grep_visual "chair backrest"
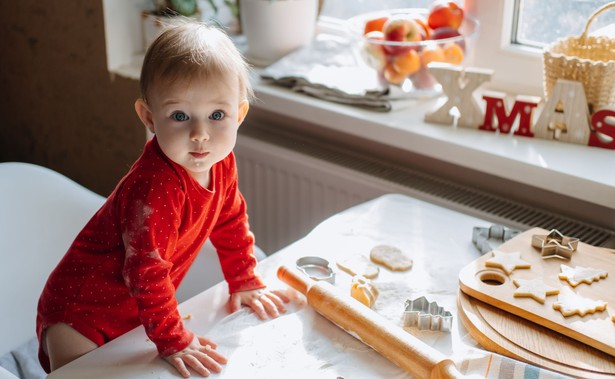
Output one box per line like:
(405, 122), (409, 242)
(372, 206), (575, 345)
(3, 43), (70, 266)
(0, 163), (105, 357)
(0, 162), (264, 357)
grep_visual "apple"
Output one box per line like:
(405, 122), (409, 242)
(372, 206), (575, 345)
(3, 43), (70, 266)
(382, 15), (423, 55)
(410, 66), (438, 89)
(360, 31), (388, 71)
(430, 27), (465, 50)
(428, 1), (464, 31)
(430, 26), (461, 40)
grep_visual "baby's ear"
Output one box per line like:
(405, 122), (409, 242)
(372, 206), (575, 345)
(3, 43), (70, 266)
(134, 98), (155, 134)
(237, 100), (250, 126)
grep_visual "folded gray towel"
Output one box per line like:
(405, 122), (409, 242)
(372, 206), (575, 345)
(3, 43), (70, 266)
(260, 34), (393, 111)
(0, 338), (46, 379)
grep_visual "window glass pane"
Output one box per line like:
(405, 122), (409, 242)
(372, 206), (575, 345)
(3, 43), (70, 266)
(515, 0), (615, 48)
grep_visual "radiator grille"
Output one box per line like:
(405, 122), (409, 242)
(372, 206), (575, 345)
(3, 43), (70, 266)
(236, 126), (615, 254)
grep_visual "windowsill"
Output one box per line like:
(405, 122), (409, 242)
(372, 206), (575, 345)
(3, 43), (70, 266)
(250, 78), (615, 213)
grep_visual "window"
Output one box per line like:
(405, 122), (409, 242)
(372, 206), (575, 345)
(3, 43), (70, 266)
(513, 0), (615, 48)
(320, 0), (614, 97)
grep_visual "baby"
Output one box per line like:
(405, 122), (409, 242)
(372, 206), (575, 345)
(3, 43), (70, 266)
(37, 21), (288, 378)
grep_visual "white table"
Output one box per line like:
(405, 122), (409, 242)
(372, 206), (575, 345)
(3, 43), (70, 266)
(47, 194), (549, 379)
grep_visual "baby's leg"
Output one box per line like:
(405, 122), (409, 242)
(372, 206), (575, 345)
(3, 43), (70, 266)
(44, 323), (98, 371)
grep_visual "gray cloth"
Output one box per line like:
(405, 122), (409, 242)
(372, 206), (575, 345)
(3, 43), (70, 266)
(0, 339), (46, 379)
(260, 33), (394, 111)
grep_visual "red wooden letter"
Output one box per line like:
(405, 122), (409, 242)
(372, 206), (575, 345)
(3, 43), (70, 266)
(588, 106), (615, 150)
(480, 93), (538, 137)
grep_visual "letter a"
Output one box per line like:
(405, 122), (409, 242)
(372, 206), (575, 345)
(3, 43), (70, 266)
(533, 79), (591, 145)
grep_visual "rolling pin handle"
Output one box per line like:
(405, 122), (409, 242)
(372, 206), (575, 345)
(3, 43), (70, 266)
(277, 264), (310, 295)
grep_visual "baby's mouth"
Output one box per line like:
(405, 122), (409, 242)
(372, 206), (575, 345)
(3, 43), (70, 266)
(190, 151), (209, 159)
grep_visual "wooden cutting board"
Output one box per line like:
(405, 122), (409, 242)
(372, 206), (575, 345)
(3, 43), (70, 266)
(458, 290), (615, 378)
(458, 227), (615, 357)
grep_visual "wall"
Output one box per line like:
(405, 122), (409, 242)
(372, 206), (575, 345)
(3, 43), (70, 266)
(0, 1), (144, 196)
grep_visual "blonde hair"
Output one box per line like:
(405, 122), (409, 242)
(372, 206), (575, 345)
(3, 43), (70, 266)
(139, 20), (253, 103)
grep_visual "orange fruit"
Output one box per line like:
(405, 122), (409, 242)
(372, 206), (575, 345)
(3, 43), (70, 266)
(383, 64), (407, 85)
(392, 49), (421, 75)
(442, 42), (464, 64)
(420, 45), (445, 66)
(363, 16), (388, 35)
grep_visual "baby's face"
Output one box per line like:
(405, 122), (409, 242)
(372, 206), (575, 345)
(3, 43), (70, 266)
(146, 74), (248, 186)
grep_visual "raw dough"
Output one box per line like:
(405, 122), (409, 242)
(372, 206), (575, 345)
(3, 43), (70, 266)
(552, 287), (607, 317)
(369, 245), (412, 271)
(559, 264), (608, 287)
(336, 255), (379, 279)
(350, 275), (379, 308)
(484, 250), (531, 275)
(512, 278), (559, 304)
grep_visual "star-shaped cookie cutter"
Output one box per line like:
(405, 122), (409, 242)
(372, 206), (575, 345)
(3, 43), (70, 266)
(531, 229), (579, 260)
(402, 296), (452, 332)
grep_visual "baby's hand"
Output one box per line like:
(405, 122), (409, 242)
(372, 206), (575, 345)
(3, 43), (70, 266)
(228, 288), (290, 320)
(164, 335), (227, 378)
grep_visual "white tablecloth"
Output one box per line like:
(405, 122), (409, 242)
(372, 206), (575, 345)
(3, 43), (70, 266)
(48, 194), (568, 379)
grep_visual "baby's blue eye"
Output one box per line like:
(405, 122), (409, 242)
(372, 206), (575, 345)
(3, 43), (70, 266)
(210, 111), (225, 121)
(172, 112), (189, 122)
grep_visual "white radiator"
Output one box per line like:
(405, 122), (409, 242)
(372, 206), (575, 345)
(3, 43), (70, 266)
(235, 132), (615, 254)
(236, 135), (388, 254)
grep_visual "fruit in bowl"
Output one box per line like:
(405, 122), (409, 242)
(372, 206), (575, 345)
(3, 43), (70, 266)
(347, 3), (479, 97)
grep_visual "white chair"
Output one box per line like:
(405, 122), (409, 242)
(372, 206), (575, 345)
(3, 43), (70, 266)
(0, 162), (261, 378)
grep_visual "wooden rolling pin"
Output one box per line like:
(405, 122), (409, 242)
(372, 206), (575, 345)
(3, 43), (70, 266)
(278, 265), (465, 379)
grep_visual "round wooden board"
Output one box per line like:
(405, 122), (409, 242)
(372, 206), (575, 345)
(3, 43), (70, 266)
(457, 290), (615, 379)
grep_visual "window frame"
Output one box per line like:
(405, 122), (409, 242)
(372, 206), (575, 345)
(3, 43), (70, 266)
(465, 0), (545, 97)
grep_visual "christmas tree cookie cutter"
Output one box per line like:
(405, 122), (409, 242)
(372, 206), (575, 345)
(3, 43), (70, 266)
(403, 296), (453, 332)
(472, 224), (520, 254)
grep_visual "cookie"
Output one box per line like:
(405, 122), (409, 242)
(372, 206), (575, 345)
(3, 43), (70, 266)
(484, 250), (531, 275)
(369, 245), (412, 271)
(350, 275), (379, 308)
(552, 287), (607, 317)
(559, 264), (608, 287)
(336, 255), (380, 279)
(512, 278), (559, 304)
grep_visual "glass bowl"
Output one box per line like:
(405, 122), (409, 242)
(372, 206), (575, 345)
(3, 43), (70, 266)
(346, 8), (479, 99)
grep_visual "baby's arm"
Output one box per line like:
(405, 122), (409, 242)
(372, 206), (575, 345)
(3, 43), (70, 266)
(164, 335), (227, 378)
(228, 288), (290, 319)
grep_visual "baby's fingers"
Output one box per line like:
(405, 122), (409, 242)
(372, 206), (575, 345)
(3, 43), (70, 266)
(269, 289), (291, 303)
(167, 356), (191, 378)
(196, 335), (218, 350)
(183, 354), (212, 377)
(199, 344), (227, 365)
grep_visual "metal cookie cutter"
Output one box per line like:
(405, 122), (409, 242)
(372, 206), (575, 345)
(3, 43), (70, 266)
(472, 224), (520, 255)
(296, 256), (335, 284)
(403, 296), (452, 332)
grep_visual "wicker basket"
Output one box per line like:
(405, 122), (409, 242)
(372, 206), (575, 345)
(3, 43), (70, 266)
(543, 2), (615, 112)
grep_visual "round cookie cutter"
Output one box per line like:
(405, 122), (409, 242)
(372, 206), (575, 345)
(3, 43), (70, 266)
(296, 256), (335, 284)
